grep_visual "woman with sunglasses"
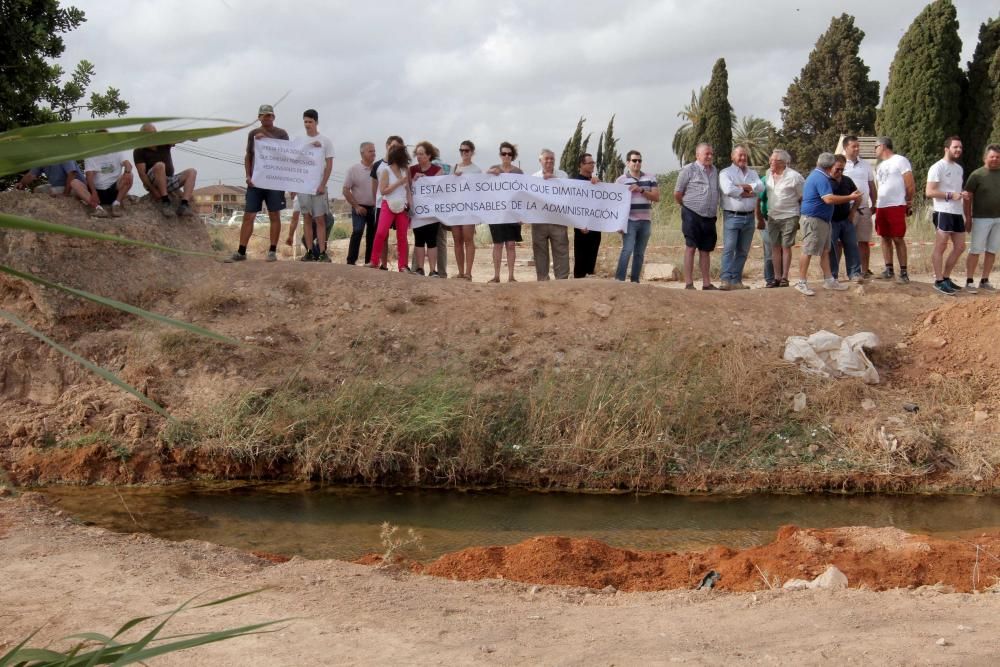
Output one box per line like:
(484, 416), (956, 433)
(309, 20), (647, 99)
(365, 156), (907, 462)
(485, 141), (523, 282)
(368, 143), (412, 272)
(451, 140), (481, 280)
(409, 141), (444, 276)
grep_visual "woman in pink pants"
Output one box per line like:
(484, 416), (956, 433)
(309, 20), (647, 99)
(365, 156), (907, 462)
(368, 144), (412, 272)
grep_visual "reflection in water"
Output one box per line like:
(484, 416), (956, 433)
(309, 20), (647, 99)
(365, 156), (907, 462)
(41, 485), (1000, 561)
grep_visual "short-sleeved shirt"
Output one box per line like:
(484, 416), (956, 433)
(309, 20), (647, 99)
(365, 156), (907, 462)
(245, 125), (289, 171)
(842, 158), (874, 208)
(831, 175), (857, 222)
(133, 145), (174, 177)
(875, 154), (912, 208)
(29, 161), (80, 187)
(927, 159), (964, 215)
(454, 162), (482, 175)
(616, 171), (657, 221)
(764, 168), (805, 218)
(675, 162), (720, 218)
(532, 169), (568, 178)
(801, 168), (834, 221)
(965, 167), (1000, 218)
(84, 152), (128, 190)
(410, 163), (442, 179)
(344, 162), (376, 206)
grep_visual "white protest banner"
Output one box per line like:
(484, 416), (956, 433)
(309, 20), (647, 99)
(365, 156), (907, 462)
(410, 174), (632, 232)
(251, 137), (325, 194)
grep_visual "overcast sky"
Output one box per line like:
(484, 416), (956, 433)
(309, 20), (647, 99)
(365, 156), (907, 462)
(60, 0), (996, 191)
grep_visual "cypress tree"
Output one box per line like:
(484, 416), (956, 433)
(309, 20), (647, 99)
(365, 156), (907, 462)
(559, 117), (589, 177)
(597, 115), (624, 182)
(693, 58), (733, 170)
(991, 48), (1000, 145)
(877, 0), (965, 191)
(780, 14), (879, 169)
(961, 16), (1000, 170)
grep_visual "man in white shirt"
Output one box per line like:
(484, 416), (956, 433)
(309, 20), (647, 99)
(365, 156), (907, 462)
(874, 137), (915, 283)
(296, 109), (335, 262)
(841, 136), (878, 277)
(718, 146), (764, 289)
(83, 146), (133, 218)
(530, 148), (570, 280)
(759, 149), (804, 287)
(925, 136), (969, 295)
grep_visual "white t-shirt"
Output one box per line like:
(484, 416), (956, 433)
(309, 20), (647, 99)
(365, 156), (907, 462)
(377, 162), (407, 208)
(765, 168), (805, 218)
(875, 154), (913, 208)
(532, 169), (568, 178)
(926, 159), (964, 215)
(454, 162), (482, 175)
(84, 152), (127, 190)
(842, 158), (874, 208)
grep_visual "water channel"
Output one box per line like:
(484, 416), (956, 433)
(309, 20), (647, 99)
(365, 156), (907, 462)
(41, 485), (1000, 561)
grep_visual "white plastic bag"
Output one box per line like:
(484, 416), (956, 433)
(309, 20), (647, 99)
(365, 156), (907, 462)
(783, 330), (880, 384)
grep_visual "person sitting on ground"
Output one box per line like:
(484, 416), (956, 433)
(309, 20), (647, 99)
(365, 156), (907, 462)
(15, 161), (91, 206)
(451, 140), (482, 280)
(963, 144), (1000, 293)
(84, 136), (133, 218)
(795, 152), (861, 296)
(409, 141), (443, 277)
(486, 141), (524, 283)
(368, 144), (412, 272)
(133, 123), (197, 218)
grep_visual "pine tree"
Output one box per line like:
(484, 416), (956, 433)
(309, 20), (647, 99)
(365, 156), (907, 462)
(693, 59), (733, 170)
(780, 14), (879, 169)
(877, 0), (965, 191)
(961, 16), (1000, 171)
(596, 115), (624, 182)
(559, 117), (590, 177)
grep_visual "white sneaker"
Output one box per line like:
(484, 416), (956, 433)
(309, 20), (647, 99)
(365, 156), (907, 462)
(824, 278), (849, 291)
(110, 201), (123, 217)
(794, 281), (815, 296)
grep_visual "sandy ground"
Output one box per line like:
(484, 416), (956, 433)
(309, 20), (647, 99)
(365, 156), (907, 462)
(3, 495), (1000, 666)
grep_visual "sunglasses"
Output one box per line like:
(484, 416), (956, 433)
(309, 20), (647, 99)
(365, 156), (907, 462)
(500, 152), (513, 157)
(460, 147), (472, 153)
(630, 158), (642, 163)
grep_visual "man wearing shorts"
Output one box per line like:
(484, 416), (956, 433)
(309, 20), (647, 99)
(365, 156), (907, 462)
(83, 145), (133, 218)
(964, 144), (1000, 293)
(874, 137), (915, 283)
(15, 161), (90, 206)
(761, 148), (804, 287)
(675, 143), (720, 290)
(231, 104), (289, 262)
(295, 109), (335, 262)
(134, 123), (198, 219)
(795, 153), (860, 296)
(925, 136), (969, 295)
(841, 135), (877, 277)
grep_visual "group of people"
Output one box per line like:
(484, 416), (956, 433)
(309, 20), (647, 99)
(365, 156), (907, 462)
(15, 124), (197, 220)
(232, 105), (660, 283)
(675, 136), (1000, 295)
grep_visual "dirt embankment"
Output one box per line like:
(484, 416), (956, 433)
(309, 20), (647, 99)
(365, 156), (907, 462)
(1, 192), (999, 492)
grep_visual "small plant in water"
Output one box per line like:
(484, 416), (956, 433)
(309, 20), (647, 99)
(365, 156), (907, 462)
(378, 522), (424, 568)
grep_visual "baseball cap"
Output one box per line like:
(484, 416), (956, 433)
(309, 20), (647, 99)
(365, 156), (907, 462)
(258, 104), (275, 115)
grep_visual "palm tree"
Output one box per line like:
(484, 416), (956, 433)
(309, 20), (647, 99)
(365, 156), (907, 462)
(733, 116), (777, 167)
(672, 88), (704, 165)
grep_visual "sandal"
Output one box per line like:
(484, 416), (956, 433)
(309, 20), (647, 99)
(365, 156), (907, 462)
(488, 277), (501, 283)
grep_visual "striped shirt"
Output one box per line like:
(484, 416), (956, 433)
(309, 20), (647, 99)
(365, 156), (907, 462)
(616, 171), (657, 221)
(675, 162), (720, 218)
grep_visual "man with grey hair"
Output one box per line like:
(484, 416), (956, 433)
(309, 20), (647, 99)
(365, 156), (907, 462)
(758, 148), (804, 287)
(795, 152), (861, 295)
(343, 141), (377, 265)
(718, 146), (764, 289)
(675, 142), (720, 289)
(530, 148), (570, 280)
(133, 123), (198, 218)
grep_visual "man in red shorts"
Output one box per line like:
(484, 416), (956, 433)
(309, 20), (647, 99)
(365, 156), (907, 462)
(873, 137), (915, 283)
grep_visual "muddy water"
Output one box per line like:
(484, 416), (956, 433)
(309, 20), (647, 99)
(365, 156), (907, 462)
(41, 485), (1000, 561)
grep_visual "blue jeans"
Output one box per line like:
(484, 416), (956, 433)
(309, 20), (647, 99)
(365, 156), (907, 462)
(721, 211), (755, 283)
(761, 228), (774, 284)
(829, 218), (861, 280)
(616, 219), (652, 282)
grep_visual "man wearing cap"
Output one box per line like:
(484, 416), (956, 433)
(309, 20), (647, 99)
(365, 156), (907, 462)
(231, 104), (290, 262)
(873, 136), (915, 283)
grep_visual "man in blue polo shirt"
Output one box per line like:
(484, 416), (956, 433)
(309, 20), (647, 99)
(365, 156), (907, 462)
(795, 153), (862, 296)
